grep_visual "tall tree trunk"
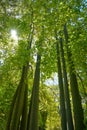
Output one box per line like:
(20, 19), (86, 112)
(27, 54), (41, 130)
(7, 67), (29, 130)
(6, 28), (33, 130)
(20, 83), (28, 130)
(59, 38), (74, 130)
(6, 5), (34, 130)
(64, 24), (85, 130)
(6, 66), (29, 130)
(6, 83), (20, 130)
(27, 93), (32, 130)
(56, 39), (67, 130)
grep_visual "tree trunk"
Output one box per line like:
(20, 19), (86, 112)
(20, 83), (28, 130)
(64, 24), (85, 130)
(27, 93), (32, 130)
(59, 37), (74, 130)
(9, 66), (29, 130)
(6, 7), (33, 129)
(27, 54), (41, 130)
(56, 39), (67, 130)
(6, 83), (20, 130)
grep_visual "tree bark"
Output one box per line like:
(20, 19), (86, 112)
(6, 83), (20, 130)
(64, 24), (85, 130)
(56, 39), (67, 130)
(20, 83), (28, 130)
(27, 54), (41, 130)
(59, 37), (74, 130)
(6, 5), (34, 130)
(9, 66), (29, 130)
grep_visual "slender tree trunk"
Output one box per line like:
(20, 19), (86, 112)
(6, 5), (34, 130)
(56, 39), (67, 130)
(6, 83), (20, 130)
(20, 83), (28, 130)
(59, 37), (74, 130)
(6, 65), (29, 130)
(9, 66), (29, 130)
(27, 93), (32, 130)
(6, 29), (32, 130)
(27, 54), (41, 130)
(64, 24), (85, 130)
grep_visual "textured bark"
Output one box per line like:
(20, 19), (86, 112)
(56, 40), (67, 130)
(59, 38), (74, 130)
(27, 54), (41, 130)
(64, 24), (85, 130)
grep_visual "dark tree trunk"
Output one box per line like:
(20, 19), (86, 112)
(56, 39), (67, 130)
(20, 83), (28, 130)
(11, 66), (28, 130)
(6, 83), (20, 130)
(27, 93), (32, 130)
(59, 38), (74, 130)
(6, 65), (29, 130)
(6, 8), (33, 130)
(27, 54), (41, 130)
(64, 24), (85, 130)
(6, 28), (32, 130)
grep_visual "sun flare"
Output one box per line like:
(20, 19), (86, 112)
(11, 30), (18, 41)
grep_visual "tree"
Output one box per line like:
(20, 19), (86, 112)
(27, 54), (41, 130)
(56, 35), (67, 130)
(0, 0), (87, 130)
(59, 37), (74, 130)
(64, 24), (85, 130)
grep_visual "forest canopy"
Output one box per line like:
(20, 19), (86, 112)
(0, 0), (87, 130)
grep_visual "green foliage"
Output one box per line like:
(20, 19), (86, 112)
(39, 84), (60, 129)
(0, 0), (87, 129)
